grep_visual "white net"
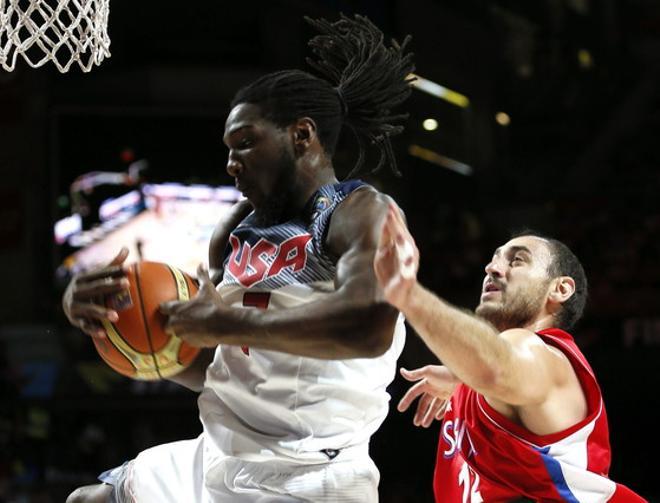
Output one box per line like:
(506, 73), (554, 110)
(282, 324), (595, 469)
(0, 0), (110, 73)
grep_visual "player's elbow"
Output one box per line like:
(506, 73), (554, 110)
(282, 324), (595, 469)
(466, 366), (503, 397)
(166, 371), (205, 393)
(349, 302), (398, 357)
(166, 348), (214, 392)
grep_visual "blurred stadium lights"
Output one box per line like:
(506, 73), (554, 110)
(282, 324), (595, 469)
(495, 112), (511, 126)
(408, 144), (473, 176)
(422, 118), (439, 131)
(577, 48), (594, 69)
(409, 74), (470, 108)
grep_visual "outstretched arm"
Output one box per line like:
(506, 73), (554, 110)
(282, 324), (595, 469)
(374, 203), (573, 407)
(161, 188), (400, 359)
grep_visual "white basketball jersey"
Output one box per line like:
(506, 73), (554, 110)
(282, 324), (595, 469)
(198, 181), (406, 464)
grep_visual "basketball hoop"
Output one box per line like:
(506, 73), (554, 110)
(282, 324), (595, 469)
(0, 0), (111, 73)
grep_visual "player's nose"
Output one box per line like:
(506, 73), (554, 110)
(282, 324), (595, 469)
(226, 152), (243, 177)
(484, 258), (504, 277)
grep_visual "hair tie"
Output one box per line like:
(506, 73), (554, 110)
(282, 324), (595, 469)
(335, 87), (348, 117)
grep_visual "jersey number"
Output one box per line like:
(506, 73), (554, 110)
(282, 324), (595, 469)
(458, 461), (483, 503)
(241, 292), (271, 355)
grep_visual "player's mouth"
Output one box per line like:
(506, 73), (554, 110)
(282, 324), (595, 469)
(482, 280), (504, 299)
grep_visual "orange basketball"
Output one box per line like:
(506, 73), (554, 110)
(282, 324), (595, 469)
(93, 261), (200, 380)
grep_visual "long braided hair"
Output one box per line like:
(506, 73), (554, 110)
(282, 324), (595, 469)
(230, 14), (415, 177)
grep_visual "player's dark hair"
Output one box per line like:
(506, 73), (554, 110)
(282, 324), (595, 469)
(230, 14), (415, 177)
(512, 230), (588, 330)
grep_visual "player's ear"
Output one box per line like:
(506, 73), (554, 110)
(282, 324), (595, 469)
(548, 276), (575, 305)
(291, 117), (317, 155)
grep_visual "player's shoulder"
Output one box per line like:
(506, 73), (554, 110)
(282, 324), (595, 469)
(500, 328), (575, 354)
(326, 183), (399, 255)
(500, 328), (577, 380)
(499, 328), (541, 343)
(499, 328), (564, 355)
(335, 182), (396, 216)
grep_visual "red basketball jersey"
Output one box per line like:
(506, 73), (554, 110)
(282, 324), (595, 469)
(433, 328), (646, 502)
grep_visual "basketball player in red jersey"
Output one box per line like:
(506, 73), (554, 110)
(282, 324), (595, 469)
(374, 205), (647, 502)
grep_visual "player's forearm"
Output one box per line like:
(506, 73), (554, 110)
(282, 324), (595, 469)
(215, 294), (398, 359)
(400, 282), (512, 394)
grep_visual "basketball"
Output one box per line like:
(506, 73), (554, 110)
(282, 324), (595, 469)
(94, 261), (200, 380)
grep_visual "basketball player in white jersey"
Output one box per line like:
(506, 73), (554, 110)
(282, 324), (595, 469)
(62, 14), (414, 502)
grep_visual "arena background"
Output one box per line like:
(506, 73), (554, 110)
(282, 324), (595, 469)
(1, 1), (658, 501)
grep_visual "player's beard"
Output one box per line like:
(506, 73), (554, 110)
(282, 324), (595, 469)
(475, 278), (550, 331)
(253, 147), (297, 227)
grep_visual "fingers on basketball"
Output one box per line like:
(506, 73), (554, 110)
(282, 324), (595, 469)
(93, 262), (201, 381)
(109, 247), (129, 267)
(72, 277), (129, 301)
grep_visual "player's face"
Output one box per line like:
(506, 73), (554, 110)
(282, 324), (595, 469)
(223, 103), (297, 223)
(475, 236), (554, 331)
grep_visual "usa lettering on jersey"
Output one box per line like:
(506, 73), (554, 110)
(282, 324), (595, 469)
(227, 234), (313, 287)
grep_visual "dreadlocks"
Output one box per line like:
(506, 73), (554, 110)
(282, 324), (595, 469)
(230, 14), (415, 178)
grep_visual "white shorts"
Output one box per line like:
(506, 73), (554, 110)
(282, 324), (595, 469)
(105, 434), (380, 502)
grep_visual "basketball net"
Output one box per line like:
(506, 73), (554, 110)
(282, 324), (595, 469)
(0, 0), (110, 73)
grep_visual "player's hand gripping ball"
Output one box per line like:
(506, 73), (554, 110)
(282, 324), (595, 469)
(93, 261), (200, 380)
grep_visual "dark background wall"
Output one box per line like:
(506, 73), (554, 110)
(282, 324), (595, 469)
(1, 1), (658, 501)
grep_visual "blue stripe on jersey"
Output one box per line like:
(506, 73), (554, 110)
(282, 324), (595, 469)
(537, 446), (580, 503)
